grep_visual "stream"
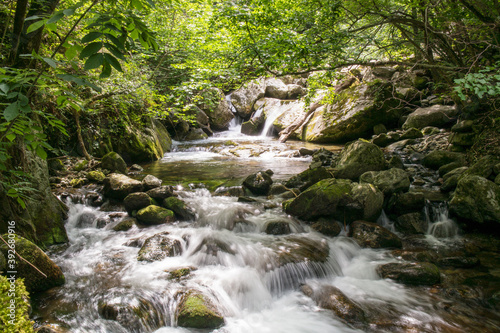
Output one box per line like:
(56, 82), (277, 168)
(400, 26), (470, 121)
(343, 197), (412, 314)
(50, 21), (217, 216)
(33, 120), (500, 332)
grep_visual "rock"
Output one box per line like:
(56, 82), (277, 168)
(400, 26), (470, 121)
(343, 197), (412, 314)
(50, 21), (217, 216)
(142, 174), (162, 191)
(437, 256), (479, 268)
(311, 218), (342, 237)
(137, 232), (182, 262)
(284, 178), (383, 223)
(349, 221), (402, 248)
(265, 77), (289, 99)
(311, 148), (335, 166)
(264, 219), (291, 235)
(287, 84), (307, 99)
(112, 217), (137, 231)
(273, 236), (330, 267)
(400, 128), (423, 140)
(422, 126), (441, 135)
(268, 184), (288, 195)
(359, 168), (410, 196)
(101, 152), (127, 173)
(449, 175), (500, 226)
(136, 205), (176, 225)
(438, 161), (466, 177)
(70, 178), (86, 187)
(372, 133), (394, 147)
(103, 173), (143, 200)
(242, 171), (273, 195)
(73, 159), (89, 171)
(299, 147), (315, 156)
(450, 132), (475, 146)
(129, 164), (144, 172)
(395, 212), (428, 235)
(214, 186), (245, 197)
(464, 155), (499, 179)
(0, 234), (65, 292)
(162, 197), (196, 221)
(402, 105), (458, 129)
(176, 291), (224, 329)
(35, 324), (68, 333)
(184, 128), (209, 141)
(241, 118), (264, 136)
(334, 140), (386, 180)
(377, 262), (440, 286)
(230, 79), (266, 118)
(123, 192), (155, 215)
(451, 120), (474, 133)
(167, 267), (197, 280)
(75, 211), (96, 228)
(387, 192), (426, 216)
(301, 284), (366, 325)
(373, 124), (387, 135)
(285, 166), (333, 191)
(87, 170), (106, 182)
(146, 186), (175, 201)
(198, 88), (234, 130)
(422, 150), (466, 170)
(387, 155), (405, 169)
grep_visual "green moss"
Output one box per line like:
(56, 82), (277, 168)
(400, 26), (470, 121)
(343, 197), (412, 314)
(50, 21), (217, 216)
(0, 276), (34, 333)
(87, 170), (106, 182)
(136, 205), (175, 225)
(73, 160), (89, 171)
(70, 178), (86, 188)
(177, 292), (224, 329)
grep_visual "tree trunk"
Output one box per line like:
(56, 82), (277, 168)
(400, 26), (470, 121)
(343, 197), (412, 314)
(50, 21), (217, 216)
(9, 0), (29, 64)
(73, 109), (91, 160)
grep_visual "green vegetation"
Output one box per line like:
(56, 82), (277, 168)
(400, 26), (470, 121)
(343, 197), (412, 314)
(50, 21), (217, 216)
(0, 276), (33, 333)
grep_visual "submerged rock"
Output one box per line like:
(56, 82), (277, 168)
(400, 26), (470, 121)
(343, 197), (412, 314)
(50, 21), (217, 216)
(103, 173), (143, 200)
(377, 262), (440, 285)
(349, 221), (402, 248)
(334, 140), (386, 180)
(264, 219), (292, 235)
(137, 232), (182, 262)
(136, 205), (175, 225)
(176, 291), (224, 329)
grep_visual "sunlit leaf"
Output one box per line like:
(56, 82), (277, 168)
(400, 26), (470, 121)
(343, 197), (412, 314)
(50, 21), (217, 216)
(84, 53), (104, 70)
(27, 20), (45, 34)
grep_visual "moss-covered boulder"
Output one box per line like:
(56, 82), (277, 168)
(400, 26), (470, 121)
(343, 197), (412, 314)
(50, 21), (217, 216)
(101, 152), (127, 174)
(141, 174), (162, 191)
(87, 170), (106, 183)
(422, 150), (467, 170)
(349, 221), (402, 248)
(386, 192), (425, 216)
(285, 166), (333, 191)
(359, 168), (410, 196)
(463, 155), (499, 179)
(449, 175), (500, 226)
(103, 173), (143, 200)
(241, 118), (264, 136)
(123, 192), (155, 215)
(146, 186), (175, 201)
(284, 178), (383, 223)
(112, 217), (137, 232)
(242, 171), (273, 195)
(176, 291), (224, 329)
(136, 205), (175, 225)
(311, 218), (342, 237)
(162, 197), (195, 221)
(333, 140), (386, 180)
(377, 262), (440, 286)
(137, 232), (182, 262)
(395, 212), (428, 235)
(184, 128), (209, 141)
(0, 235), (64, 292)
(197, 88), (234, 131)
(73, 159), (89, 171)
(402, 104), (458, 129)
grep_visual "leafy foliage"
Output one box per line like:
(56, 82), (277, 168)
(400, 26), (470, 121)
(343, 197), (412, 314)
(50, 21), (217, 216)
(0, 277), (33, 333)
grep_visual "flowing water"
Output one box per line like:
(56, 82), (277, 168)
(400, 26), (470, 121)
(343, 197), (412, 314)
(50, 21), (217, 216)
(33, 119), (500, 332)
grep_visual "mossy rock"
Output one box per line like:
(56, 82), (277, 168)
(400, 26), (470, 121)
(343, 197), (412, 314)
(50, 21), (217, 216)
(285, 166), (333, 191)
(422, 150), (466, 170)
(0, 234), (64, 292)
(69, 178), (86, 188)
(103, 173), (143, 200)
(310, 218), (342, 237)
(112, 217), (137, 232)
(137, 232), (182, 262)
(162, 197), (195, 221)
(377, 262), (440, 286)
(124, 192), (155, 215)
(87, 170), (106, 183)
(264, 220), (291, 235)
(349, 221), (402, 248)
(242, 171), (273, 195)
(136, 205), (175, 225)
(334, 140), (386, 180)
(176, 291), (224, 329)
(73, 159), (88, 171)
(167, 267), (196, 280)
(359, 168), (410, 196)
(101, 152), (127, 174)
(464, 155), (499, 179)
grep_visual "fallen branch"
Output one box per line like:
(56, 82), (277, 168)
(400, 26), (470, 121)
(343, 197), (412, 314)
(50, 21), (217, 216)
(0, 234), (47, 278)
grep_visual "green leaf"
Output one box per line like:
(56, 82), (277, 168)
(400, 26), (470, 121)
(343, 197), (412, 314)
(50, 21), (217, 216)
(43, 57), (57, 68)
(18, 93), (29, 106)
(82, 32), (103, 43)
(103, 53), (123, 72)
(104, 43), (126, 60)
(65, 45), (79, 60)
(17, 197), (26, 209)
(100, 61), (112, 78)
(63, 8), (76, 16)
(79, 42), (103, 59)
(4, 102), (19, 121)
(35, 145), (47, 160)
(6, 133), (16, 141)
(84, 53), (104, 70)
(104, 33), (124, 50)
(25, 15), (42, 21)
(0, 82), (9, 94)
(47, 11), (64, 24)
(27, 20), (45, 34)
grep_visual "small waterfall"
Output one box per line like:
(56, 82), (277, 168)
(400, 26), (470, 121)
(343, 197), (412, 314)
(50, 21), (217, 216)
(426, 202), (459, 238)
(260, 104), (286, 138)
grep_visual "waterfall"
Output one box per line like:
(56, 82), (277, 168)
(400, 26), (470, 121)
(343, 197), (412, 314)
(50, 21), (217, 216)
(426, 202), (459, 238)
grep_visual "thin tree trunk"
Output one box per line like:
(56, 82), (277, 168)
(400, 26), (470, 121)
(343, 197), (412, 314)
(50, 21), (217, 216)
(9, 0), (29, 64)
(73, 109), (91, 160)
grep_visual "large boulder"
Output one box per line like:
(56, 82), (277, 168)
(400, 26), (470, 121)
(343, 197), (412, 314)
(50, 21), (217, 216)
(123, 192), (155, 215)
(449, 175), (500, 226)
(162, 197), (196, 221)
(333, 140), (386, 180)
(176, 291), (224, 329)
(265, 78), (289, 99)
(103, 173), (143, 200)
(135, 205), (176, 225)
(395, 212), (428, 235)
(142, 174), (162, 191)
(422, 150), (467, 170)
(285, 166), (333, 191)
(197, 88), (234, 130)
(349, 221), (402, 248)
(359, 168), (410, 196)
(242, 171), (273, 195)
(101, 151), (127, 173)
(463, 155), (499, 179)
(402, 104), (458, 129)
(284, 178), (383, 223)
(386, 192), (426, 216)
(230, 79), (266, 119)
(137, 232), (182, 262)
(377, 262), (440, 286)
(0, 234), (65, 292)
(146, 186), (175, 201)
(263, 98), (307, 139)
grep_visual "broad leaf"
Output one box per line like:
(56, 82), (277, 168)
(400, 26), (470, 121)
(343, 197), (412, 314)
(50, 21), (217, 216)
(79, 42), (103, 59)
(100, 61), (112, 78)
(3, 102), (19, 121)
(35, 145), (48, 160)
(43, 57), (57, 68)
(84, 53), (104, 70)
(104, 53), (123, 72)
(27, 20), (45, 34)
(47, 11), (64, 24)
(82, 32), (103, 43)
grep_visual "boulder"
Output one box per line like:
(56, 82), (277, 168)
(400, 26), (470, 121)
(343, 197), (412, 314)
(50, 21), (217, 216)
(334, 140), (386, 180)
(214, 186), (245, 197)
(395, 212), (428, 235)
(87, 170), (106, 183)
(184, 128), (209, 141)
(287, 84), (307, 99)
(112, 217), (137, 232)
(123, 192), (155, 215)
(464, 155), (499, 179)
(422, 150), (466, 170)
(441, 167), (468, 192)
(359, 168), (410, 196)
(197, 88), (234, 130)
(449, 175), (500, 226)
(272, 235), (330, 267)
(101, 152), (127, 173)
(386, 192), (426, 216)
(451, 120), (474, 133)
(176, 291), (224, 329)
(258, 98), (307, 139)
(264, 219), (292, 235)
(311, 219), (342, 237)
(0, 234), (65, 292)
(349, 221), (402, 248)
(377, 262), (440, 286)
(265, 78), (289, 99)
(137, 232), (182, 262)
(450, 132), (475, 147)
(230, 79), (266, 119)
(136, 205), (175, 225)
(142, 174), (162, 191)
(438, 161), (466, 177)
(284, 178), (383, 223)
(400, 127), (423, 140)
(373, 123), (387, 135)
(103, 173), (143, 200)
(241, 118), (264, 136)
(146, 186), (175, 201)
(402, 105), (458, 129)
(162, 197), (196, 221)
(242, 171), (273, 195)
(285, 166), (333, 191)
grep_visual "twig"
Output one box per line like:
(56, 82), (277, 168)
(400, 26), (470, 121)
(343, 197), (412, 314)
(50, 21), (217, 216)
(0, 234), (48, 278)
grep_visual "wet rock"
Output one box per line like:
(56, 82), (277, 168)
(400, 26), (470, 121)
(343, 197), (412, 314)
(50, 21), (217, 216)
(214, 186), (245, 197)
(230, 79), (266, 118)
(162, 197), (196, 221)
(101, 151), (127, 173)
(333, 140), (386, 180)
(268, 184), (288, 195)
(112, 217), (137, 232)
(35, 324), (68, 333)
(395, 212), (428, 235)
(387, 155), (405, 169)
(0, 234), (65, 292)
(193, 237), (236, 257)
(274, 236), (330, 266)
(422, 150), (466, 170)
(285, 178), (383, 223)
(450, 132), (475, 147)
(311, 148), (335, 166)
(438, 161), (466, 177)
(142, 174), (162, 191)
(449, 175), (500, 226)
(103, 173), (143, 200)
(167, 267), (197, 280)
(184, 128), (209, 141)
(349, 221), (402, 248)
(242, 171), (273, 195)
(137, 232), (182, 262)
(464, 155), (499, 179)
(146, 185), (175, 201)
(311, 218), (342, 237)
(198, 88), (234, 130)
(377, 262), (440, 285)
(241, 118), (264, 136)
(124, 192), (155, 215)
(87, 170), (106, 183)
(437, 257), (479, 268)
(387, 191), (426, 216)
(285, 166), (333, 191)
(402, 105), (458, 129)
(441, 166), (468, 192)
(176, 291), (224, 329)
(136, 205), (176, 225)
(76, 211), (96, 228)
(400, 127), (423, 140)
(299, 147), (315, 156)
(359, 168), (410, 196)
(129, 164), (144, 172)
(301, 284), (366, 325)
(264, 219), (291, 235)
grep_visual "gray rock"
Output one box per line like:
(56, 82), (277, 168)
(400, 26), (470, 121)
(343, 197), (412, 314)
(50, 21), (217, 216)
(359, 168), (410, 196)
(396, 212), (428, 235)
(103, 173), (144, 200)
(101, 151), (127, 174)
(403, 105), (458, 129)
(349, 221), (402, 248)
(334, 140), (386, 180)
(142, 174), (162, 191)
(377, 262), (440, 286)
(137, 232), (182, 262)
(146, 186), (175, 201)
(265, 77), (289, 99)
(231, 79), (266, 118)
